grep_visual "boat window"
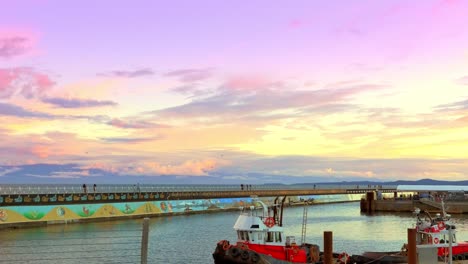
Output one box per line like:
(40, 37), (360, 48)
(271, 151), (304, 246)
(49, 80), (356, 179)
(266, 232), (274, 242)
(237, 231), (241, 240)
(275, 232), (282, 242)
(245, 232), (250, 241)
(258, 233), (262, 240)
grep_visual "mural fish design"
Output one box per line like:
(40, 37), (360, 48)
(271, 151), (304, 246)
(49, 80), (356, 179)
(0, 209), (7, 221)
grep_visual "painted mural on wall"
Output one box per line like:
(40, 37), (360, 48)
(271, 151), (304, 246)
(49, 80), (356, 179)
(0, 194), (363, 225)
(0, 197), (254, 224)
(290, 194), (364, 204)
(0, 192), (171, 205)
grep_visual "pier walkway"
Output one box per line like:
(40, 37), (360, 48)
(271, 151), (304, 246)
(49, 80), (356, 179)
(0, 184), (397, 207)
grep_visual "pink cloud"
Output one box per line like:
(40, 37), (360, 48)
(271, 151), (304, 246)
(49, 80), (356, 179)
(141, 159), (219, 176)
(223, 75), (281, 91)
(108, 118), (169, 129)
(457, 76), (468, 85)
(0, 67), (55, 99)
(31, 145), (50, 159)
(97, 68), (154, 78)
(157, 77), (386, 124)
(84, 159), (225, 176)
(164, 68), (213, 83)
(0, 30), (36, 59)
(288, 19), (306, 29)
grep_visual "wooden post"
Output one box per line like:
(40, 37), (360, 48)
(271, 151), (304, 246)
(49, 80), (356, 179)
(407, 228), (417, 264)
(141, 217), (150, 264)
(324, 231), (333, 264)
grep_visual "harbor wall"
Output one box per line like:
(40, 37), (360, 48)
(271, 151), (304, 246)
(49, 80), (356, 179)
(360, 191), (468, 214)
(0, 194), (362, 228)
(372, 200), (468, 214)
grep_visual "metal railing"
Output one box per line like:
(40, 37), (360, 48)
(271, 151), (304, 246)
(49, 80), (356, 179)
(0, 184), (398, 195)
(0, 218), (150, 264)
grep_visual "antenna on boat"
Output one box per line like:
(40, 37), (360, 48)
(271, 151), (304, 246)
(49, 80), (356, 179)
(441, 199), (447, 218)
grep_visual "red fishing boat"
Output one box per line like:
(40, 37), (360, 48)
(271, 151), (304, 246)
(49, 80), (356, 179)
(413, 205), (468, 261)
(362, 202), (468, 263)
(212, 197), (351, 264)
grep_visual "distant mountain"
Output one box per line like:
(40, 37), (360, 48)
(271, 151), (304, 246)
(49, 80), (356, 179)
(293, 178), (468, 186)
(1, 163), (467, 186)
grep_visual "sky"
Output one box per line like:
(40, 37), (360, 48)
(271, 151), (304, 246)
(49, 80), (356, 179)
(1, 0), (468, 184)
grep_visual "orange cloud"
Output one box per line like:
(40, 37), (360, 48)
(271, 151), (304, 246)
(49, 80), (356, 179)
(83, 159), (227, 176)
(138, 159), (219, 176)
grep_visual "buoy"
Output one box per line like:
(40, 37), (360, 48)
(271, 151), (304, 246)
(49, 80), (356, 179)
(438, 222), (445, 230)
(338, 252), (350, 264)
(264, 217), (275, 227)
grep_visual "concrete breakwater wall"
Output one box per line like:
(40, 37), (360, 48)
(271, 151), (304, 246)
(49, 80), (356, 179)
(360, 191), (468, 214)
(0, 194), (363, 229)
(370, 200), (468, 214)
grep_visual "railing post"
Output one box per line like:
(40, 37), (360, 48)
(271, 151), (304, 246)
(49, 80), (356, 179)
(141, 218), (150, 264)
(324, 231), (333, 264)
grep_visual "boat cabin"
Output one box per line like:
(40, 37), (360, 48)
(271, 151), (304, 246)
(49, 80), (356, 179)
(233, 203), (286, 246)
(414, 208), (458, 248)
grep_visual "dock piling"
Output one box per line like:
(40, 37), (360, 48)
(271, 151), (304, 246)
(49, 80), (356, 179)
(324, 231), (333, 264)
(141, 217), (150, 264)
(407, 228), (417, 264)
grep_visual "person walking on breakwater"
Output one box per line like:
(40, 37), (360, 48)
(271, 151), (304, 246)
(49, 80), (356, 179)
(83, 184), (87, 194)
(241, 184), (244, 191)
(93, 184), (97, 193)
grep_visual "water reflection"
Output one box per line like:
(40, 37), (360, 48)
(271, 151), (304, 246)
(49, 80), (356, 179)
(1, 202), (468, 263)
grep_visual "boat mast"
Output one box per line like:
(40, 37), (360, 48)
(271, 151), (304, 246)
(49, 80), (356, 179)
(441, 199), (447, 218)
(279, 196), (287, 226)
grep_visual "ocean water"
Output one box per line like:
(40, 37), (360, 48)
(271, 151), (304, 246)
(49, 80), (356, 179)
(1, 202), (467, 264)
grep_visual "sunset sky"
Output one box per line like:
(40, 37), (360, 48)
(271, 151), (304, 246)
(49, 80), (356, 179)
(1, 0), (468, 184)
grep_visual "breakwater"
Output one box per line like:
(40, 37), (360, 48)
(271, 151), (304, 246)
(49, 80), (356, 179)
(0, 184), (397, 228)
(0, 194), (367, 228)
(360, 191), (468, 214)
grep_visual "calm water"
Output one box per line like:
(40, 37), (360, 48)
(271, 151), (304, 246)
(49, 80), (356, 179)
(2, 202), (468, 264)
